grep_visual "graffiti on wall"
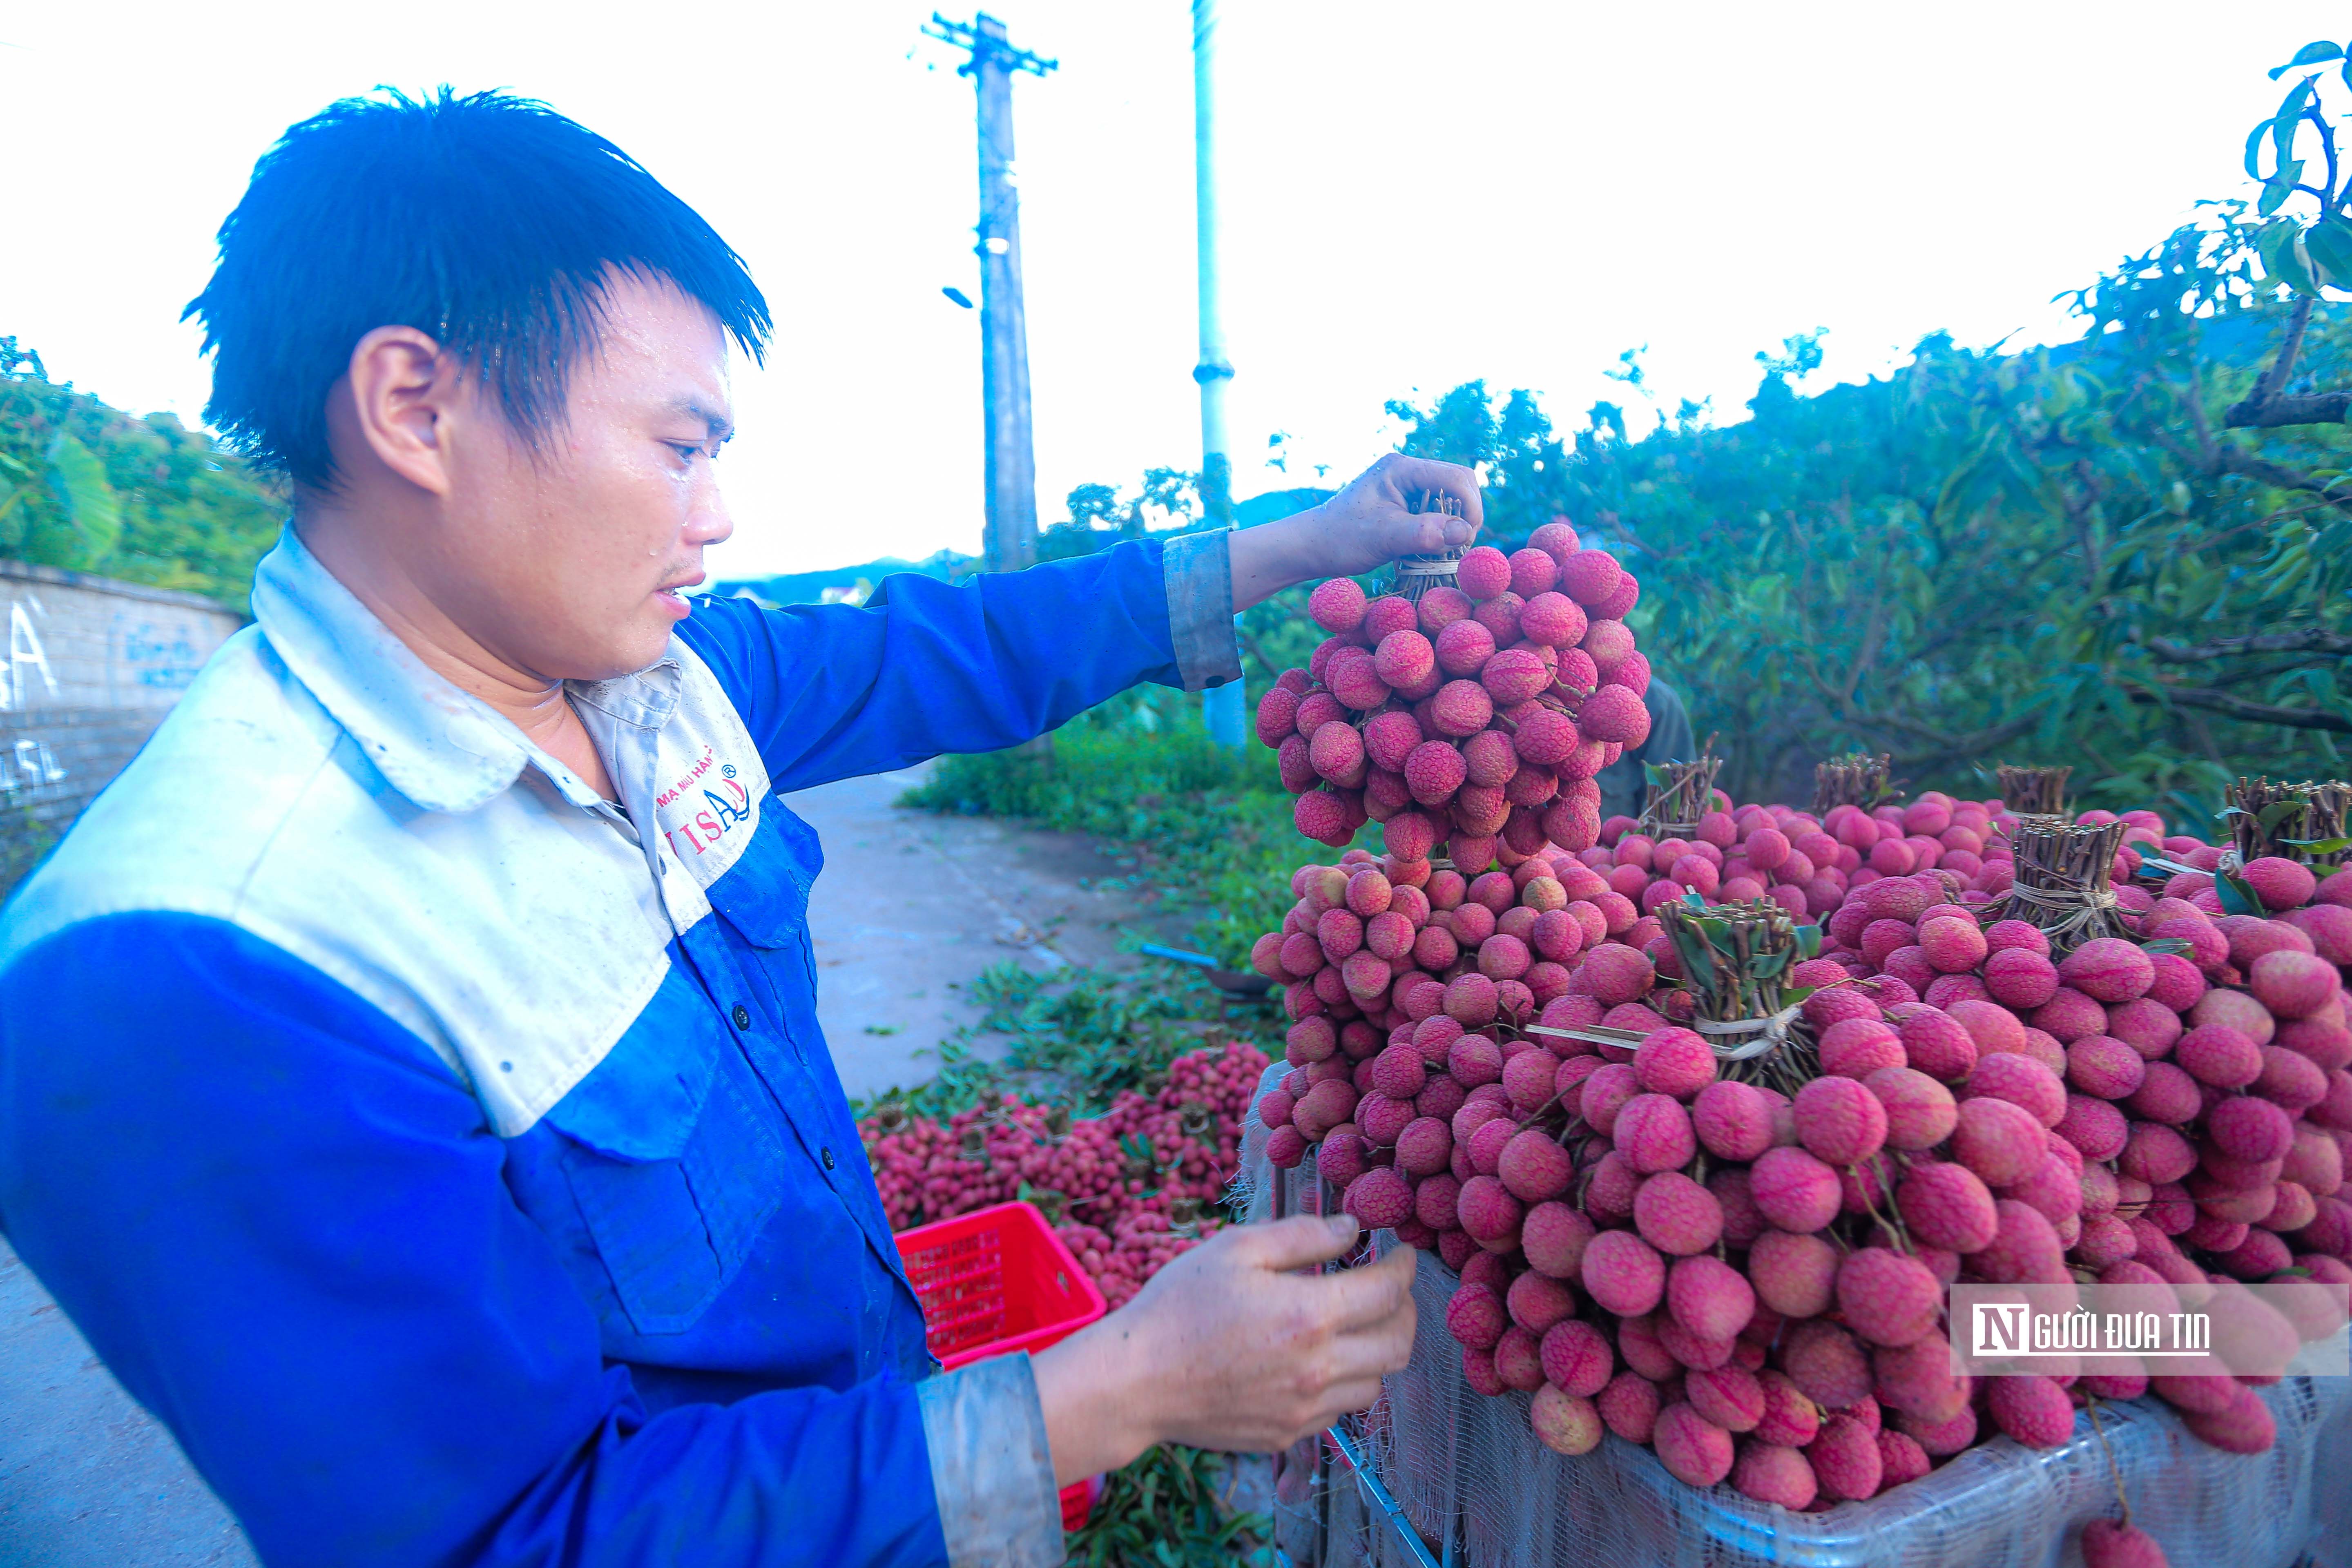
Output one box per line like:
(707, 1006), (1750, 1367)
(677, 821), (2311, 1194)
(114, 609), (209, 696)
(0, 595), (65, 798)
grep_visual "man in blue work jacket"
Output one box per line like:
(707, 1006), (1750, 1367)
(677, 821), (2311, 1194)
(0, 90), (1469, 1566)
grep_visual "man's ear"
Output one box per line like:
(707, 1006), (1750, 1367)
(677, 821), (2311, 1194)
(341, 326), (459, 496)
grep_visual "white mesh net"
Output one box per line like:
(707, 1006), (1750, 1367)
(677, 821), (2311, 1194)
(1241, 1073), (2352, 1568)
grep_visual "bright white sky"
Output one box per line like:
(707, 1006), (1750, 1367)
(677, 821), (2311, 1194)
(3, 3), (2339, 578)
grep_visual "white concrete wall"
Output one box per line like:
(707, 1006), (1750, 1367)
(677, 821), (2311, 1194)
(0, 561), (243, 879)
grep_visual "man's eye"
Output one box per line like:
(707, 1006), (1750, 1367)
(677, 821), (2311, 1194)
(667, 442), (705, 464)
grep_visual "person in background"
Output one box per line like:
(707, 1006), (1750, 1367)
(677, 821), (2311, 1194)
(1596, 675), (1698, 824)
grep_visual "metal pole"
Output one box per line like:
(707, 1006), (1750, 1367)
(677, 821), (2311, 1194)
(1193, 0), (1247, 747)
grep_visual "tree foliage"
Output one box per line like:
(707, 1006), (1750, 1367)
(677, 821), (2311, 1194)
(0, 339), (281, 609)
(1378, 54), (2352, 826)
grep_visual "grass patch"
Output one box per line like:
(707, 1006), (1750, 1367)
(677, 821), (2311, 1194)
(851, 959), (1278, 1122)
(1067, 1444), (1275, 1567)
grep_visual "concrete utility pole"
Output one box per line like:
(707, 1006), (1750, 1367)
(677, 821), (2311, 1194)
(1193, 0), (1246, 747)
(926, 12), (1055, 575)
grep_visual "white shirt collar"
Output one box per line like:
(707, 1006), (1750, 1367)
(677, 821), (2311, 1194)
(248, 526), (677, 814)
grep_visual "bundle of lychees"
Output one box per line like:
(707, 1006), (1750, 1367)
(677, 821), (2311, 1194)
(1249, 667), (2349, 1546)
(1260, 522), (1649, 864)
(862, 1040), (1267, 1309)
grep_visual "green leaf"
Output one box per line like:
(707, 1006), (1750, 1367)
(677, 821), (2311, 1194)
(45, 432), (121, 569)
(2215, 869), (2261, 917)
(2285, 835), (2352, 854)
(2259, 218), (2319, 293)
(2270, 41), (2344, 80)
(1748, 948), (1792, 979)
(2258, 800), (2307, 831)
(2305, 216), (2352, 287)
(2248, 120), (2276, 179)
(2138, 937), (2193, 957)
(2258, 166), (2306, 217)
(1683, 889), (1708, 908)
(2277, 74), (2319, 134)
(1670, 923), (1716, 988)
(1794, 924), (1823, 959)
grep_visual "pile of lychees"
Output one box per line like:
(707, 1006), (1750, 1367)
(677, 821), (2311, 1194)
(863, 1040), (1267, 1309)
(1248, 585), (2350, 1552)
(1261, 522), (1649, 864)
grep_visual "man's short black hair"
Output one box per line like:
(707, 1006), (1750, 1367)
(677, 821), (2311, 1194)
(185, 87), (771, 489)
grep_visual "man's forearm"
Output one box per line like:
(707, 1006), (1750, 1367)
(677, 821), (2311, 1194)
(1228, 510), (1325, 613)
(1032, 1316), (1164, 1486)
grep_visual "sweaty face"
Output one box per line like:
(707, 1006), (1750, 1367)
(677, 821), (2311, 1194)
(433, 270), (736, 682)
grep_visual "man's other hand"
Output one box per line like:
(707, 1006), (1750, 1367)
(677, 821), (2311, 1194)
(1031, 1213), (1419, 1483)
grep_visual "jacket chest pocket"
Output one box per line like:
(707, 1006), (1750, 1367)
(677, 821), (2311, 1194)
(702, 806), (825, 1019)
(558, 1053), (789, 1338)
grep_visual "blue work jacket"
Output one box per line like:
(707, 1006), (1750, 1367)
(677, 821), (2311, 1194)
(0, 524), (1238, 1567)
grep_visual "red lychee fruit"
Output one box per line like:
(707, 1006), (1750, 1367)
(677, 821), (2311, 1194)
(1986, 1375), (2075, 1448)
(1732, 1441), (1817, 1508)
(1308, 576), (1367, 633)
(1578, 684), (1650, 746)
(1667, 1253), (1756, 1343)
(1455, 545), (1513, 601)
(1749, 1228), (1839, 1318)
(2241, 855), (2318, 912)
(1749, 1146), (1843, 1233)
(2058, 937), (2156, 1003)
(1415, 585), (1473, 635)
(1481, 647), (1551, 705)
(1793, 1075), (1889, 1165)
(1582, 1227), (1667, 1316)
(1806, 1412), (1884, 1501)
(1834, 1247), (1941, 1347)
(1895, 1160), (1999, 1252)
(1372, 630), (1436, 694)
(2080, 1520), (2172, 1568)
(1654, 1403), (1736, 1487)
(1691, 1079), (1774, 1161)
(1951, 1096), (2046, 1187)
(1430, 680), (1495, 738)
(1558, 549), (1625, 608)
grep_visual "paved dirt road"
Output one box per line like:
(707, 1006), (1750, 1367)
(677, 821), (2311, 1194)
(789, 760), (1189, 1100)
(0, 762), (1180, 1564)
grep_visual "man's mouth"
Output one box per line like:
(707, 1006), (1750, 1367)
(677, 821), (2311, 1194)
(655, 569), (705, 616)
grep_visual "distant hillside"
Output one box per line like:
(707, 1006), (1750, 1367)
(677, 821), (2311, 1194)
(711, 548), (975, 607)
(710, 486), (1334, 606)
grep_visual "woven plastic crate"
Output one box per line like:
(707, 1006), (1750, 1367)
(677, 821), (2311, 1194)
(895, 1200), (1107, 1531)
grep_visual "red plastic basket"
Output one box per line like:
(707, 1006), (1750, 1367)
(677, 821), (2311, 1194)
(895, 1201), (1108, 1532)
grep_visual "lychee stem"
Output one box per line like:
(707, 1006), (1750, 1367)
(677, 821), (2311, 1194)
(1848, 1165), (1915, 1254)
(2083, 1395), (2133, 1528)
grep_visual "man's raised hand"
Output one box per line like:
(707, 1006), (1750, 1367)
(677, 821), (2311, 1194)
(1230, 454), (1484, 611)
